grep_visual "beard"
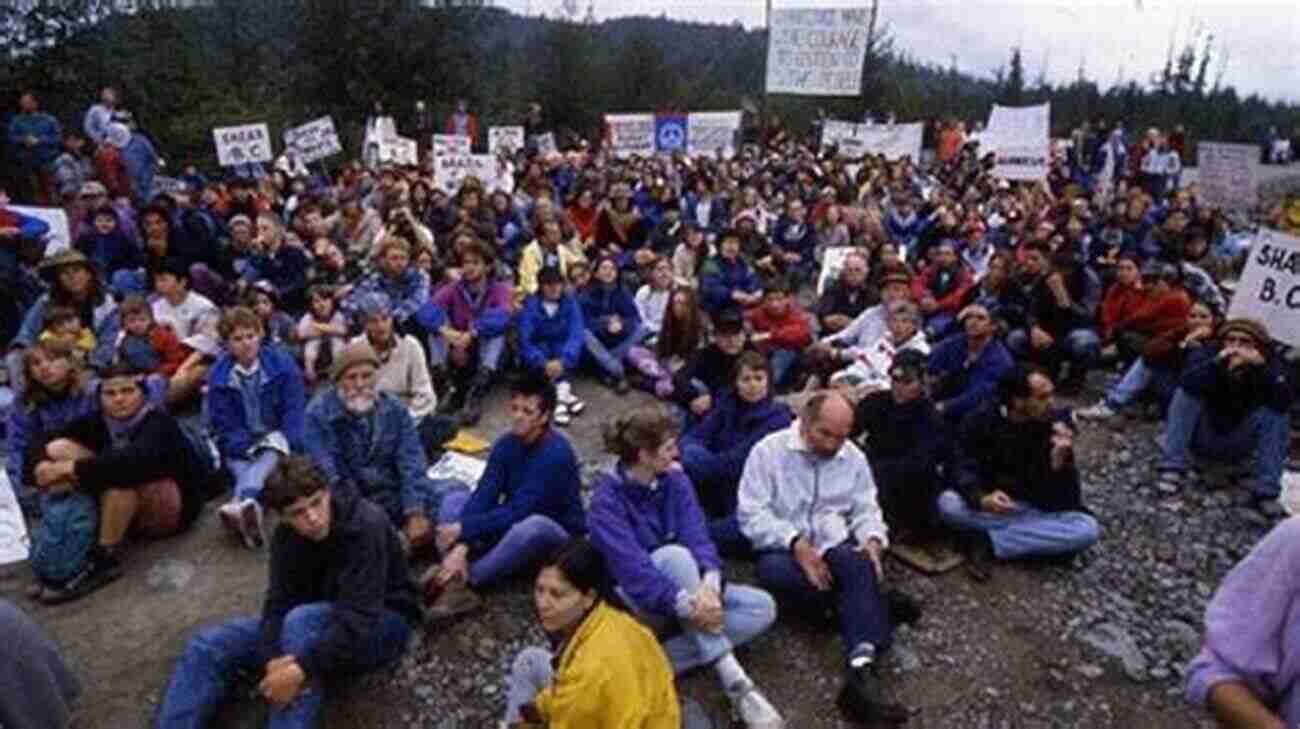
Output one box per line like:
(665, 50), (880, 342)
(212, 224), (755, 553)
(342, 389), (377, 414)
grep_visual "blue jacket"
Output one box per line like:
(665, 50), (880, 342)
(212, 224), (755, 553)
(205, 345), (306, 459)
(15, 293), (121, 371)
(343, 268), (431, 326)
(578, 282), (641, 348)
(7, 112), (61, 171)
(75, 229), (141, 277)
(459, 429), (587, 546)
(588, 466), (722, 618)
(517, 292), (585, 370)
(680, 193), (730, 234)
(681, 392), (793, 488)
(699, 256), (759, 313)
(927, 333), (1015, 423)
(121, 133), (159, 204)
(304, 388), (431, 520)
(1180, 343), (1293, 432)
(772, 216), (817, 265)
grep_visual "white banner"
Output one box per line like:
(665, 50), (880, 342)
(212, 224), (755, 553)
(11, 205), (70, 254)
(0, 469), (28, 566)
(379, 136), (418, 166)
(766, 7), (870, 96)
(984, 103), (1051, 180)
(1198, 142), (1258, 211)
(432, 134), (471, 157)
(488, 126), (525, 156)
(150, 175), (188, 198)
(687, 111), (743, 158)
(1228, 229), (1300, 348)
(433, 154), (505, 195)
(605, 113), (655, 159)
(283, 116), (342, 163)
(822, 120), (922, 160)
(212, 123), (273, 167)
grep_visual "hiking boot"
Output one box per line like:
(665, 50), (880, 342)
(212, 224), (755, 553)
(552, 403), (572, 426)
(1075, 400), (1115, 420)
(41, 546), (123, 605)
(837, 666), (910, 725)
(726, 679), (785, 729)
(964, 533), (995, 583)
(425, 582), (483, 622)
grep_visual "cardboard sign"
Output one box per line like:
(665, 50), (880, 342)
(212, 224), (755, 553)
(1197, 142), (1258, 211)
(283, 116), (342, 163)
(0, 469), (30, 566)
(687, 111), (742, 158)
(213, 123), (272, 167)
(822, 120), (922, 160)
(379, 136), (419, 166)
(1228, 228), (1300, 348)
(11, 205), (70, 254)
(488, 126), (525, 156)
(766, 7), (870, 96)
(150, 176), (188, 199)
(432, 134), (471, 157)
(984, 103), (1050, 180)
(605, 113), (655, 159)
(433, 154), (503, 195)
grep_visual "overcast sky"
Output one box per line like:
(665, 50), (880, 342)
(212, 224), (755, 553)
(495, 0), (1299, 103)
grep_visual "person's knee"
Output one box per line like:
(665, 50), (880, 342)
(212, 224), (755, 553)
(651, 544), (698, 581)
(935, 490), (967, 519)
(742, 587), (778, 630)
(281, 603), (330, 650)
(1065, 513), (1101, 551)
(515, 515), (566, 544)
(512, 646), (551, 678)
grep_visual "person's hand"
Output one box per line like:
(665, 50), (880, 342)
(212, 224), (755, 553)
(25, 135), (38, 147)
(784, 251), (801, 264)
(1030, 326), (1054, 350)
(1050, 422), (1074, 471)
(690, 393), (712, 416)
(608, 316), (623, 336)
(544, 359), (564, 380)
(34, 460), (74, 490)
(435, 522), (462, 552)
(1047, 274), (1071, 307)
(794, 536), (833, 591)
(1183, 325), (1214, 346)
(437, 545), (469, 586)
(258, 656), (306, 707)
(301, 322), (320, 339)
(751, 332), (772, 344)
(405, 515), (433, 549)
(689, 585), (724, 633)
(979, 490), (1017, 514)
(859, 537), (885, 581)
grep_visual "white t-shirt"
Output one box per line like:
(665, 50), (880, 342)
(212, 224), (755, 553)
(152, 291), (218, 339)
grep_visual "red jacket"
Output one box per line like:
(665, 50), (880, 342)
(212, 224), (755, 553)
(1118, 288), (1192, 339)
(444, 113), (480, 145)
(1099, 283), (1149, 340)
(94, 146), (131, 200)
(911, 264), (974, 315)
(151, 324), (193, 377)
(746, 303), (813, 353)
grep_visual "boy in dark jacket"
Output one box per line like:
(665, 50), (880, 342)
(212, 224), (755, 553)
(155, 456), (418, 729)
(517, 266), (586, 425)
(579, 256), (644, 394)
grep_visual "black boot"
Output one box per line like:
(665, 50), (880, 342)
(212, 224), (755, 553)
(964, 531), (996, 583)
(458, 372), (492, 427)
(41, 544), (124, 605)
(837, 664), (910, 724)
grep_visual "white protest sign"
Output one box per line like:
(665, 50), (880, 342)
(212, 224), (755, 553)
(432, 134), (471, 157)
(817, 246), (858, 297)
(766, 7), (870, 96)
(534, 132), (557, 155)
(433, 154), (503, 195)
(283, 116), (342, 163)
(1197, 142), (1257, 211)
(1228, 228), (1300, 348)
(605, 113), (656, 159)
(822, 120), (923, 161)
(379, 136), (418, 166)
(687, 111), (742, 158)
(12, 205), (70, 255)
(212, 123), (272, 167)
(0, 469), (28, 566)
(488, 126), (525, 156)
(150, 176), (188, 199)
(984, 103), (1050, 180)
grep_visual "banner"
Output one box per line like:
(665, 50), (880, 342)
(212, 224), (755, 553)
(984, 103), (1050, 180)
(150, 176), (188, 198)
(605, 113), (655, 159)
(488, 126), (525, 156)
(687, 111), (742, 158)
(432, 134), (471, 157)
(765, 7), (870, 96)
(822, 120), (922, 160)
(212, 123), (272, 167)
(283, 116), (342, 163)
(1198, 142), (1258, 211)
(379, 136), (418, 166)
(0, 469), (29, 566)
(11, 205), (70, 254)
(1228, 228), (1300, 348)
(655, 114), (688, 153)
(433, 154), (504, 195)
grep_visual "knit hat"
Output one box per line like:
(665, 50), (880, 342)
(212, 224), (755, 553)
(331, 341), (381, 381)
(1218, 318), (1272, 353)
(227, 214), (253, 229)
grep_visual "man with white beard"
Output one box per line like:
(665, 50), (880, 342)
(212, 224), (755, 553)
(303, 341), (449, 556)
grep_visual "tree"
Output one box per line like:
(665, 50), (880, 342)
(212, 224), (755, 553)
(1001, 47), (1024, 106)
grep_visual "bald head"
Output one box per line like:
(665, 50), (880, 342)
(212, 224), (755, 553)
(801, 391), (854, 459)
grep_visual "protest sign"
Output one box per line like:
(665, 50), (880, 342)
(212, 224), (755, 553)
(605, 113), (655, 159)
(817, 246), (856, 297)
(1228, 228), (1300, 348)
(686, 111), (742, 157)
(433, 154), (503, 195)
(766, 7), (870, 96)
(821, 120), (923, 161)
(12, 205), (70, 254)
(984, 103), (1050, 180)
(433, 134), (472, 157)
(488, 126), (525, 156)
(0, 469), (29, 566)
(150, 176), (188, 198)
(534, 132), (558, 155)
(212, 123), (272, 167)
(1197, 142), (1257, 211)
(283, 116), (342, 163)
(655, 114), (688, 153)
(379, 136), (419, 166)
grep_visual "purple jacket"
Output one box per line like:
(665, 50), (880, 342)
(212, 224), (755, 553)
(1185, 517), (1300, 724)
(588, 466), (722, 619)
(426, 278), (513, 338)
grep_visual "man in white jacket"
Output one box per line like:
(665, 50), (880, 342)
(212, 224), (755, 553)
(736, 391), (909, 725)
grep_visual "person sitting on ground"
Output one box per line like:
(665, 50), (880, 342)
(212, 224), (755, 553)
(1154, 318), (1292, 514)
(1008, 244), (1102, 393)
(74, 204), (140, 280)
(1098, 255), (1149, 355)
(351, 292), (437, 425)
(1107, 260), (1191, 362)
(155, 455), (419, 729)
(517, 266), (586, 425)
(578, 256), (645, 395)
(517, 218), (585, 299)
(937, 364), (1101, 582)
(668, 307), (752, 424)
(736, 391), (910, 725)
(1184, 516), (1300, 729)
(243, 282), (297, 353)
(829, 299), (929, 396)
(149, 256), (219, 341)
(588, 404), (784, 729)
(805, 269), (912, 389)
(0, 599), (81, 729)
(343, 235), (429, 333)
(926, 304), (1015, 425)
(296, 285), (349, 389)
(207, 306), (306, 549)
(115, 295), (190, 377)
(424, 373), (588, 620)
(503, 538), (680, 729)
(37, 305), (96, 366)
(700, 229), (762, 316)
(817, 249), (877, 335)
(242, 213), (310, 314)
(911, 239), (975, 341)
(29, 362), (207, 603)
(304, 341), (448, 556)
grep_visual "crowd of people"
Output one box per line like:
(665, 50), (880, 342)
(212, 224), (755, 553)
(2, 86), (1297, 729)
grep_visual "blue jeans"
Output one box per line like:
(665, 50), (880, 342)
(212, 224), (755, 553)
(505, 646), (555, 724)
(1007, 327), (1101, 372)
(229, 450), (283, 502)
(427, 333), (505, 373)
(438, 488), (570, 588)
(755, 542), (892, 658)
(1106, 358), (1178, 409)
(935, 490), (1100, 559)
(768, 348), (799, 389)
(583, 323), (647, 379)
(618, 545), (776, 674)
(155, 602), (411, 729)
(1159, 387), (1289, 497)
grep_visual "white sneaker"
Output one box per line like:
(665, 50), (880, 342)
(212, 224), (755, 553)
(729, 682), (784, 729)
(237, 499), (267, 549)
(553, 403), (572, 426)
(1076, 400), (1116, 420)
(217, 500), (243, 538)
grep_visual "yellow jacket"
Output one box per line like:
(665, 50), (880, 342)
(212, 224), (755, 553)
(516, 239), (586, 299)
(535, 602), (681, 729)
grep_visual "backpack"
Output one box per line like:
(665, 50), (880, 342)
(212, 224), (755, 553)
(30, 491), (98, 586)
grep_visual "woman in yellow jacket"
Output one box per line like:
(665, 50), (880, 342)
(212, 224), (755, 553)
(516, 219), (587, 301)
(503, 538), (681, 729)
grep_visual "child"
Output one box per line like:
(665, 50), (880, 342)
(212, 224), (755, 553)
(115, 294), (190, 376)
(37, 306), (95, 364)
(296, 284), (349, 386)
(243, 280), (296, 353)
(74, 205), (139, 279)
